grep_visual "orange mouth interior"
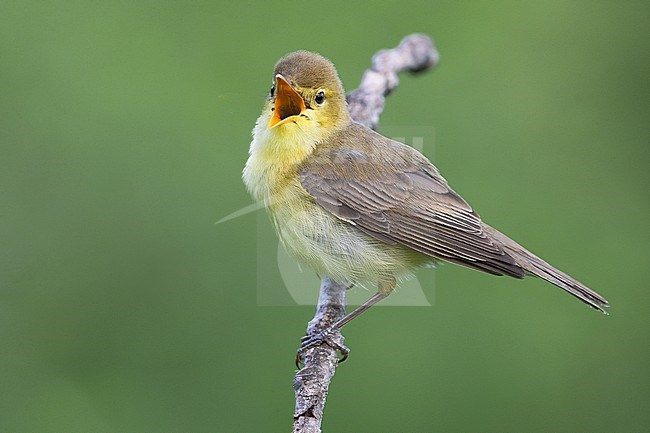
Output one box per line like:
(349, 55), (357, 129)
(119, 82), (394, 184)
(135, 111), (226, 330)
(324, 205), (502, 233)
(268, 74), (305, 128)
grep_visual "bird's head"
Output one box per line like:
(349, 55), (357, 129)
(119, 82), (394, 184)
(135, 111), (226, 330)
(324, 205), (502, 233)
(259, 51), (350, 141)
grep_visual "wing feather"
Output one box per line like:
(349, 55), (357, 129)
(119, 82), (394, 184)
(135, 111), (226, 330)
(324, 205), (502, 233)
(298, 123), (524, 278)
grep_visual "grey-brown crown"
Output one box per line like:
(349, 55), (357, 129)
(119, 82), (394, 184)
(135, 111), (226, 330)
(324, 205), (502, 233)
(273, 51), (344, 93)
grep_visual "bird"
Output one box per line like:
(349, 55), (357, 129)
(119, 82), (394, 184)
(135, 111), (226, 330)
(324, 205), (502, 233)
(243, 50), (609, 359)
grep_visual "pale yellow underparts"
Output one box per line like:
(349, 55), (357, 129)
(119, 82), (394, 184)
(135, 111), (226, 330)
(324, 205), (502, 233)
(243, 107), (431, 289)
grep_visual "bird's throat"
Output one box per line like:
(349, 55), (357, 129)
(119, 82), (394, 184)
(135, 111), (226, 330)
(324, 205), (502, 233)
(244, 122), (317, 202)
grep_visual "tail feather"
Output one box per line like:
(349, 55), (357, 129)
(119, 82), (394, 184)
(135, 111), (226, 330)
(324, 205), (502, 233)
(483, 224), (610, 313)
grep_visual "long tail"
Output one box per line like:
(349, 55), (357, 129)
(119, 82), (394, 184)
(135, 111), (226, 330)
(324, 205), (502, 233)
(483, 224), (610, 313)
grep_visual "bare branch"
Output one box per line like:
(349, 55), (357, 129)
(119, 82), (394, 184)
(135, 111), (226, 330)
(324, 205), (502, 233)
(347, 33), (439, 131)
(292, 34), (439, 433)
(292, 278), (347, 433)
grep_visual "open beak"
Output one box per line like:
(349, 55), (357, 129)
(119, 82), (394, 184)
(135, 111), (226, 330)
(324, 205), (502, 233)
(268, 74), (306, 128)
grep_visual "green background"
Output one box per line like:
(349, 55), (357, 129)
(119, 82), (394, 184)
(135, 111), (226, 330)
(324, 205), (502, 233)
(1, 1), (648, 432)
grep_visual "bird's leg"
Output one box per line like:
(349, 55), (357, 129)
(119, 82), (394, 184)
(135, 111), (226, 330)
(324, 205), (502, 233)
(297, 277), (396, 366)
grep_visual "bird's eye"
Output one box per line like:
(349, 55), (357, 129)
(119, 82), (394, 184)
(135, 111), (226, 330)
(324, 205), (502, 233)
(314, 91), (325, 105)
(270, 84), (275, 97)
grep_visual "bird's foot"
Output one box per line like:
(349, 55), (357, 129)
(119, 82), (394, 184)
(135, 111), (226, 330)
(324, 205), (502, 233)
(295, 329), (349, 368)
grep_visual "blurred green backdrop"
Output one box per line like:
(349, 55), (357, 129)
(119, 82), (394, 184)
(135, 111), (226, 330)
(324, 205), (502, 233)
(1, 1), (648, 432)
